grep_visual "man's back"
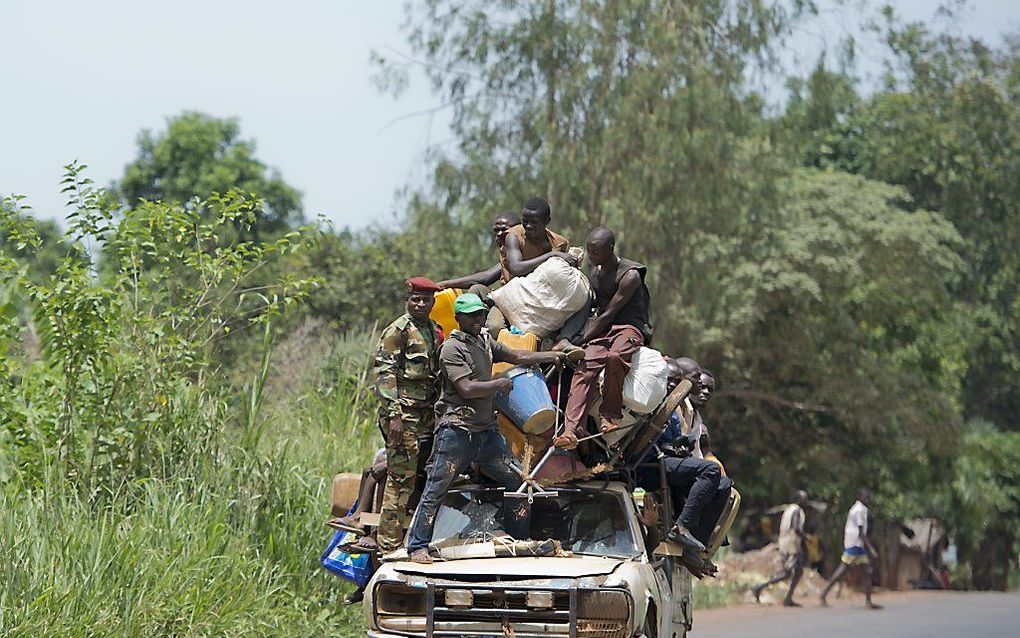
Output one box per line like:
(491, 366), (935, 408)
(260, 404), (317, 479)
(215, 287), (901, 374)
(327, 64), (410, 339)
(778, 503), (804, 555)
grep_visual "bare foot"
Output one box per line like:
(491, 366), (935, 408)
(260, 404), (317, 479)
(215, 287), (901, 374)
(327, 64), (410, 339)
(599, 419), (621, 433)
(331, 515), (366, 534)
(551, 338), (572, 352)
(553, 433), (578, 450)
(409, 549), (433, 564)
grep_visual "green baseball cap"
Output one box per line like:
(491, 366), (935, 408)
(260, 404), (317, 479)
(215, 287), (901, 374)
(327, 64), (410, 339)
(453, 292), (487, 314)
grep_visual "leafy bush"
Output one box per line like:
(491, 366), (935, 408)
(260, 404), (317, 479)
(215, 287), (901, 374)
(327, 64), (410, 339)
(1, 163), (318, 493)
(1, 166), (375, 636)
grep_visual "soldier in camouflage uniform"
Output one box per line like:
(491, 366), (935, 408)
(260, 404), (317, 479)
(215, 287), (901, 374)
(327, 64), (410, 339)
(373, 276), (444, 552)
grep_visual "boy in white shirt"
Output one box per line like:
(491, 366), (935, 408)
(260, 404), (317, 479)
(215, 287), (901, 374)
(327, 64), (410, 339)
(820, 488), (881, 609)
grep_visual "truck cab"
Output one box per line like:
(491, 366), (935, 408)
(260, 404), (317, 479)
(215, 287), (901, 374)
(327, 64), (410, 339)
(363, 480), (693, 638)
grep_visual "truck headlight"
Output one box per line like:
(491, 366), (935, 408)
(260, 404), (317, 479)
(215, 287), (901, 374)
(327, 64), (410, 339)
(375, 583), (426, 615)
(577, 590), (631, 638)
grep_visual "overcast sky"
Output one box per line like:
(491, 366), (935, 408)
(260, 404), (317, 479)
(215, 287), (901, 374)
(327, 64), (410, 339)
(2, 1), (1018, 231)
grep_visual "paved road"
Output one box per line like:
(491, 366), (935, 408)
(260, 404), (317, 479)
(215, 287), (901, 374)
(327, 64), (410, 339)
(692, 591), (1019, 638)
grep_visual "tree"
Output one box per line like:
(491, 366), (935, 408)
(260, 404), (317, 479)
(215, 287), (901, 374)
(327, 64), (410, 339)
(376, 1), (972, 511)
(2, 163), (318, 490)
(947, 422), (1020, 590)
(115, 112), (303, 237)
(705, 170), (966, 505)
(0, 196), (75, 285)
(792, 14), (1020, 430)
(378, 0), (809, 348)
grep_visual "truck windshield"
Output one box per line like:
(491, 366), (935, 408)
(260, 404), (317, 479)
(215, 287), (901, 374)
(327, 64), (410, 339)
(430, 488), (641, 559)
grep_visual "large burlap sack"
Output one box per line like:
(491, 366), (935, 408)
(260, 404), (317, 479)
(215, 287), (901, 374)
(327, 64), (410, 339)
(489, 258), (591, 337)
(621, 347), (669, 414)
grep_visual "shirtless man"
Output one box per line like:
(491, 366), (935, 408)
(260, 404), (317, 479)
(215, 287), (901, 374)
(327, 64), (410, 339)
(484, 197), (577, 333)
(500, 197), (575, 281)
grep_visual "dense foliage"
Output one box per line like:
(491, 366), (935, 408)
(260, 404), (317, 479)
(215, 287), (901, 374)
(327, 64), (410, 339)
(0, 169), (374, 635)
(2, 2), (1018, 634)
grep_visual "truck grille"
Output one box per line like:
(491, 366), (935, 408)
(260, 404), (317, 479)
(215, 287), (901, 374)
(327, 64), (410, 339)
(375, 582), (631, 638)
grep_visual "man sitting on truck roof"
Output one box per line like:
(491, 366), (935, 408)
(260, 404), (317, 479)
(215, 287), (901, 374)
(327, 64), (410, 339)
(405, 293), (569, 564)
(475, 197), (578, 335)
(554, 226), (653, 449)
(501, 196), (575, 281)
(436, 211), (520, 290)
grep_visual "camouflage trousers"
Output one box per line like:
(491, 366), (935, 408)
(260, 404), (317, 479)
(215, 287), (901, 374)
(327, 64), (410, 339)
(377, 407), (435, 552)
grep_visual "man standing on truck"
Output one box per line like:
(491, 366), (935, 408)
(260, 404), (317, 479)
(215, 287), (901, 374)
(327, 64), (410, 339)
(751, 490), (810, 606)
(373, 277), (445, 554)
(555, 226), (653, 447)
(406, 293), (569, 563)
(819, 488), (882, 609)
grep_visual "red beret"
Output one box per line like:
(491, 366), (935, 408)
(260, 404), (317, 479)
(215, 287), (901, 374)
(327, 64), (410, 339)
(405, 276), (442, 294)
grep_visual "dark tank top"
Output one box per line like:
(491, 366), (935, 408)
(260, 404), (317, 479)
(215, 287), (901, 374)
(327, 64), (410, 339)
(590, 257), (653, 343)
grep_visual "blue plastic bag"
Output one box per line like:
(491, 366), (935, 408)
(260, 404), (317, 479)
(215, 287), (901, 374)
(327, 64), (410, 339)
(320, 508), (373, 587)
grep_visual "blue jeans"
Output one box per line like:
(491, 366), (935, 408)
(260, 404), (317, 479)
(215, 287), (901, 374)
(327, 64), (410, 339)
(405, 426), (525, 553)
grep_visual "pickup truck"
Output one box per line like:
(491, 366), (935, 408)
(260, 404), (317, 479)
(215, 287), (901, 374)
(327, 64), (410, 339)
(363, 479), (696, 638)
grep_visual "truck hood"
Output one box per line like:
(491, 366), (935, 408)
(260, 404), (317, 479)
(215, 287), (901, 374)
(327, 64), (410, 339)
(390, 556), (625, 578)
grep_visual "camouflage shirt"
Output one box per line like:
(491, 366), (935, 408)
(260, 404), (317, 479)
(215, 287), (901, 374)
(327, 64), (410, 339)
(373, 313), (443, 419)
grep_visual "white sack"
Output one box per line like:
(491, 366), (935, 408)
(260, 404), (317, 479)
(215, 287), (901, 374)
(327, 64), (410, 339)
(489, 257), (591, 337)
(621, 347), (669, 414)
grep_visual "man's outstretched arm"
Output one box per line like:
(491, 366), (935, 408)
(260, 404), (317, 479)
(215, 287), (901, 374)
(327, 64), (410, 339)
(504, 233), (576, 278)
(438, 263), (502, 289)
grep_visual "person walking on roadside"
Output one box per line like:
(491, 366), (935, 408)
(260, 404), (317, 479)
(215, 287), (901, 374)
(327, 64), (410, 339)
(406, 293), (568, 563)
(751, 490), (810, 606)
(820, 488), (882, 609)
(372, 277), (445, 554)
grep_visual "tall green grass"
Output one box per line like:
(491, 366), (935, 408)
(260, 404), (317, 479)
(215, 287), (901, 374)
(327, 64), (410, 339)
(1, 329), (380, 638)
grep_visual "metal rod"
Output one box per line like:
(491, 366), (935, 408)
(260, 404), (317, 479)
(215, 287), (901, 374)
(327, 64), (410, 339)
(525, 366), (564, 481)
(574, 420), (640, 443)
